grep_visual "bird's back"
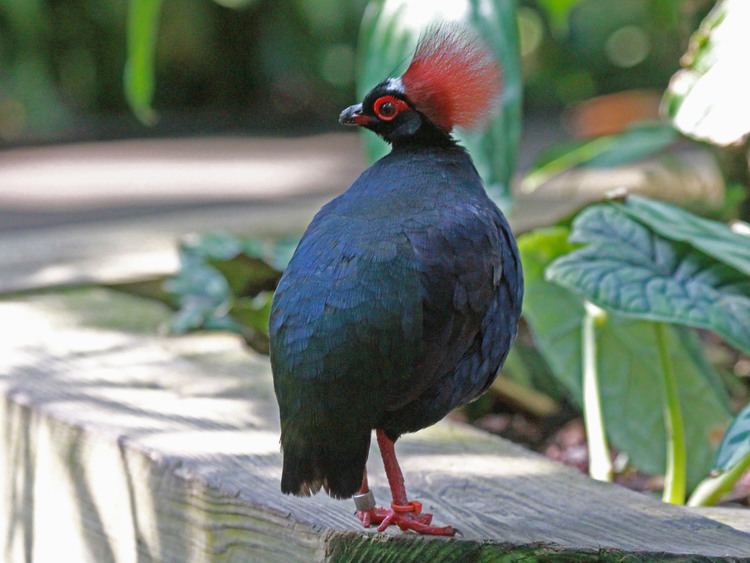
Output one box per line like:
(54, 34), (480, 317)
(270, 144), (522, 497)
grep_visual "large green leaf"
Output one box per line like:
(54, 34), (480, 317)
(716, 403), (750, 471)
(124, 0), (163, 124)
(663, 0), (750, 146)
(618, 195), (750, 277)
(547, 204), (750, 354)
(520, 228), (730, 487)
(357, 0), (522, 208)
(523, 122), (677, 192)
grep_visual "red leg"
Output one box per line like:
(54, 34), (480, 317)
(372, 429), (454, 536)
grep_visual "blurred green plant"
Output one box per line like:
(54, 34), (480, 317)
(663, 0), (750, 148)
(164, 232), (295, 353)
(118, 0), (366, 126)
(125, 0), (162, 124)
(357, 0), (522, 208)
(526, 0), (750, 220)
(519, 221), (732, 499)
(515, 0), (750, 505)
(535, 0), (582, 36)
(662, 0), (750, 219)
(522, 121), (678, 192)
(530, 195), (750, 504)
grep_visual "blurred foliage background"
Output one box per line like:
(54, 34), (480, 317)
(0, 0), (713, 145)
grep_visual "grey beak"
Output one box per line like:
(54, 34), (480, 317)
(339, 103), (366, 126)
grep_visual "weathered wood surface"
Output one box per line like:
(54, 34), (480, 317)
(693, 507), (750, 535)
(2, 289), (750, 562)
(0, 196), (331, 294)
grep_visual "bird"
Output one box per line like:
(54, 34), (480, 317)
(269, 24), (523, 536)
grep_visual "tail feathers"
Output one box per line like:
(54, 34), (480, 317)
(281, 427), (371, 499)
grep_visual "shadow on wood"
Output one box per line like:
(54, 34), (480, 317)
(1, 289), (750, 562)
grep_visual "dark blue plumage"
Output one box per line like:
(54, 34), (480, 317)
(269, 25), (523, 534)
(270, 143), (522, 497)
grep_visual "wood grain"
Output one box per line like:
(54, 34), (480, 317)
(1, 289), (749, 562)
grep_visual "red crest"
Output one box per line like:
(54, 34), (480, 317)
(401, 25), (502, 132)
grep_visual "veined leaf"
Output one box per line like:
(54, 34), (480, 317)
(618, 195), (750, 277)
(547, 204), (750, 354)
(357, 0), (522, 208)
(125, 0), (163, 124)
(520, 228), (730, 487)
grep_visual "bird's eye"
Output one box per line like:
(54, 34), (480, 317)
(374, 95), (408, 121)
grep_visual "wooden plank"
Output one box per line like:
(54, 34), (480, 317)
(1, 288), (750, 561)
(692, 507), (750, 535)
(0, 135), (364, 214)
(0, 196), (329, 294)
(0, 134), (357, 294)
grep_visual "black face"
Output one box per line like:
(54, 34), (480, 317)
(339, 79), (450, 146)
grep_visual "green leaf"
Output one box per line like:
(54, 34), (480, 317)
(212, 0), (258, 8)
(663, 0), (750, 145)
(536, 0), (582, 35)
(547, 204), (750, 354)
(164, 232), (292, 352)
(519, 228), (730, 487)
(619, 195), (750, 277)
(519, 227), (586, 398)
(124, 0), (162, 125)
(523, 122), (677, 192)
(357, 0), (522, 208)
(716, 403), (750, 471)
(232, 291), (274, 337)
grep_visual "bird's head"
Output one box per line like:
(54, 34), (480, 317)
(339, 25), (502, 147)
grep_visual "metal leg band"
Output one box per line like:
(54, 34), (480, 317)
(353, 490), (376, 511)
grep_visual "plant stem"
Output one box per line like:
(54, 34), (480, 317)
(688, 452), (750, 507)
(654, 322), (686, 504)
(582, 302), (613, 482)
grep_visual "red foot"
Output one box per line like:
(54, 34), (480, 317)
(357, 501), (454, 536)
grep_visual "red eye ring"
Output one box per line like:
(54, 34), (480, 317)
(373, 95), (409, 121)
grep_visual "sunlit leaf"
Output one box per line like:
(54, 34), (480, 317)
(547, 204), (750, 354)
(125, 0), (162, 125)
(663, 0), (750, 146)
(520, 228), (729, 487)
(357, 0), (522, 208)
